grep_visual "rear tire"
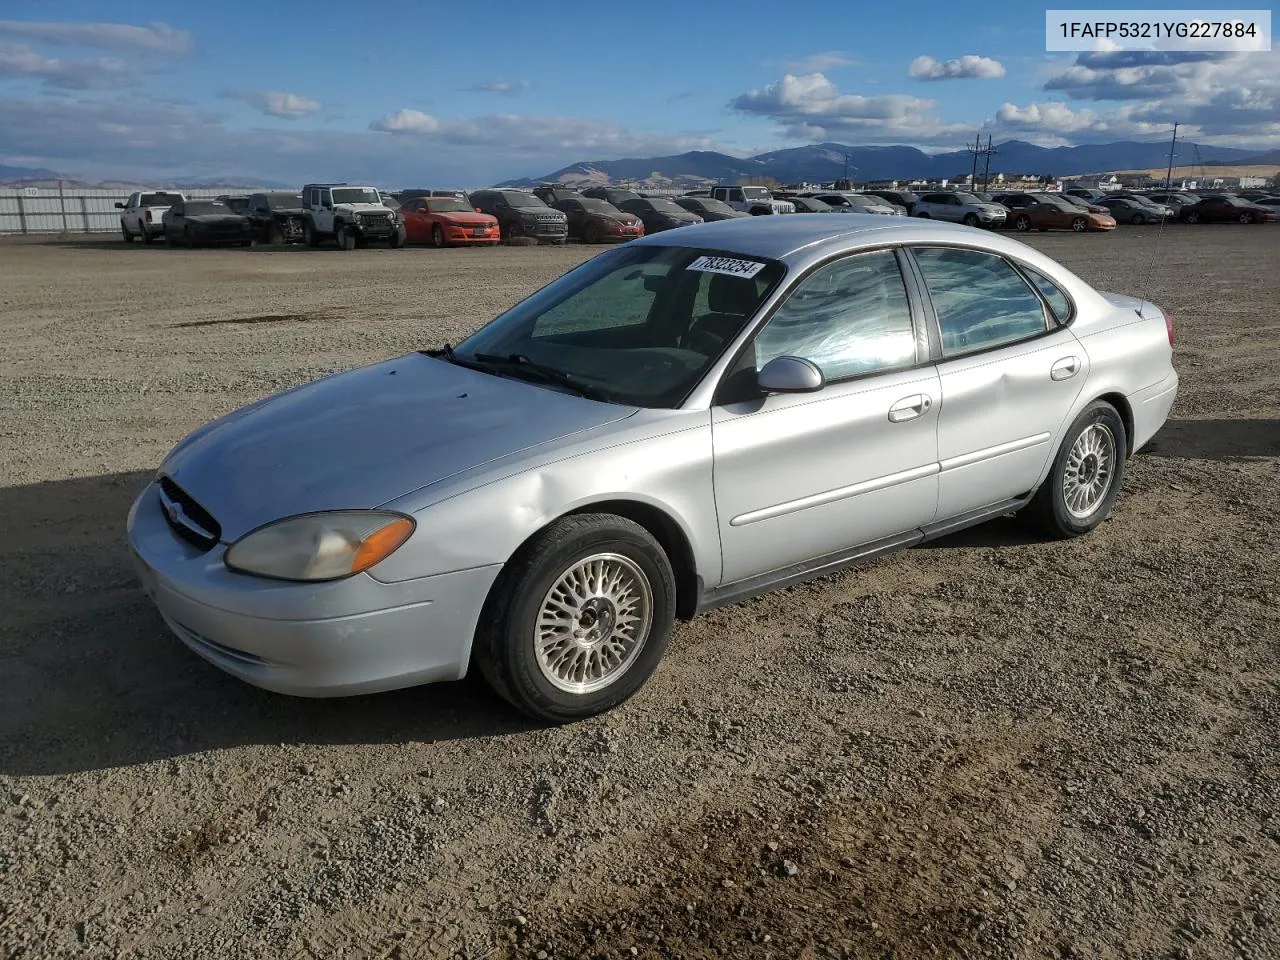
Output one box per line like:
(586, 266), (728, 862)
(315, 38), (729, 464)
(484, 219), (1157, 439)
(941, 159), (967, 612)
(915, 211), (931, 218)
(472, 514), (677, 723)
(1020, 401), (1127, 539)
(269, 222), (284, 245)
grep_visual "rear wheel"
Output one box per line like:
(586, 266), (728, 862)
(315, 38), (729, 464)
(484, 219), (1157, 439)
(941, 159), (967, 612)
(472, 514), (677, 723)
(1014, 214), (1031, 232)
(431, 224), (446, 248)
(1020, 401), (1127, 539)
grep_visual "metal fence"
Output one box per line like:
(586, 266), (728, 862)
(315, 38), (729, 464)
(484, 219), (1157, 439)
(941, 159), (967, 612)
(0, 186), (258, 235)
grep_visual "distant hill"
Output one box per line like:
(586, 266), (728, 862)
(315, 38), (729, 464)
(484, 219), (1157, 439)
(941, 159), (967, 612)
(0, 166), (294, 189)
(0, 163), (64, 182)
(501, 139), (1268, 188)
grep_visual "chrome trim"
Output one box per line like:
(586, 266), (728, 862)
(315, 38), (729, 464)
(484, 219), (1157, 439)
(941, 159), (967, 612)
(157, 483), (218, 544)
(730, 462), (940, 527)
(939, 433), (1051, 472)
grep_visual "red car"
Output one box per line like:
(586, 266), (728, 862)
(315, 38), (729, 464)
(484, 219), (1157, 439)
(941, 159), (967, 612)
(398, 196), (500, 247)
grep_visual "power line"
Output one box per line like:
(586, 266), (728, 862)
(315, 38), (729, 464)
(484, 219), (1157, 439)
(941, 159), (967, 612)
(965, 134), (999, 190)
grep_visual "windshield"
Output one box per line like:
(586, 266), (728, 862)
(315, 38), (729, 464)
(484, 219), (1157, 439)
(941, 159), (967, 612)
(742, 187), (770, 200)
(645, 199), (685, 214)
(182, 202), (226, 216)
(453, 245), (787, 407)
(503, 192), (547, 208)
(265, 193), (302, 209)
(331, 187), (382, 204)
(579, 198), (618, 214)
(699, 198), (736, 214)
(426, 198), (471, 213)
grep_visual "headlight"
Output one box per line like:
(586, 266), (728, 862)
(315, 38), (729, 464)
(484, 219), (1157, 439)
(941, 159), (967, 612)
(225, 511), (414, 582)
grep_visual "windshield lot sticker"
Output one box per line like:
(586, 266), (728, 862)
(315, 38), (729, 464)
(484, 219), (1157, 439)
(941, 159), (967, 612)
(687, 256), (767, 278)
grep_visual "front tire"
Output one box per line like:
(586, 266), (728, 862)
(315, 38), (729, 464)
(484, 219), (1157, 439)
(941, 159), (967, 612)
(1185, 211), (1200, 224)
(1240, 212), (1255, 224)
(142, 226), (156, 245)
(1071, 216), (1087, 232)
(963, 213), (980, 227)
(1131, 213), (1146, 225)
(121, 222), (134, 243)
(431, 224), (446, 248)
(303, 219), (318, 247)
(1014, 214), (1031, 232)
(389, 226), (406, 248)
(583, 222), (600, 244)
(1020, 401), (1127, 538)
(335, 222), (355, 250)
(472, 514), (677, 723)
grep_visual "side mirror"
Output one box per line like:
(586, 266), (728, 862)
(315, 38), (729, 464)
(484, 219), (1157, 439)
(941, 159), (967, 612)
(114, 202), (125, 209)
(757, 356), (825, 394)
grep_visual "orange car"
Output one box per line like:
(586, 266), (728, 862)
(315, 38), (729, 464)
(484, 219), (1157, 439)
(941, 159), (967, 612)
(399, 196), (501, 247)
(998, 192), (1116, 233)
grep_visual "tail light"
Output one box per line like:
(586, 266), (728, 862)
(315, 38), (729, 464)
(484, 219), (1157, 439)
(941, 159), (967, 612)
(145, 210), (152, 222)
(1162, 309), (1175, 347)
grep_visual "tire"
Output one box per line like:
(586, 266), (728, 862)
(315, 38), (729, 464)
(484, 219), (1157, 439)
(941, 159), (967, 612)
(165, 230), (176, 248)
(142, 226), (156, 245)
(1071, 216), (1087, 232)
(335, 222), (355, 250)
(303, 219), (318, 247)
(389, 226), (406, 248)
(1131, 213), (1146, 225)
(121, 222), (134, 243)
(182, 225), (194, 248)
(915, 211), (931, 218)
(268, 222), (284, 245)
(1020, 401), (1128, 539)
(472, 514), (677, 723)
(583, 222), (600, 244)
(1185, 211), (1200, 224)
(1014, 214), (1031, 232)
(963, 213), (980, 227)
(431, 224), (446, 248)
(1240, 212), (1254, 224)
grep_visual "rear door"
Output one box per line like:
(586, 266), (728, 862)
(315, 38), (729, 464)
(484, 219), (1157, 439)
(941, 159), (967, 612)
(711, 248), (941, 585)
(907, 245), (1088, 519)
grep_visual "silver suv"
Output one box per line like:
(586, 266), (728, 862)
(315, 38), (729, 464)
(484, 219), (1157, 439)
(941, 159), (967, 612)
(913, 191), (1007, 228)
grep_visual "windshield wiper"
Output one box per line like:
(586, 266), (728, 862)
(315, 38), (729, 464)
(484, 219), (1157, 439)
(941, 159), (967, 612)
(470, 352), (606, 401)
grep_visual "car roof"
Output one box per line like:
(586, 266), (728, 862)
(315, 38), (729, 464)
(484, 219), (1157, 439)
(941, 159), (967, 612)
(628, 212), (1034, 262)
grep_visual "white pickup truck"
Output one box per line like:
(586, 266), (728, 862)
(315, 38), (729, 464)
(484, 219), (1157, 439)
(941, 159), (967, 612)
(709, 185), (795, 216)
(116, 190), (186, 243)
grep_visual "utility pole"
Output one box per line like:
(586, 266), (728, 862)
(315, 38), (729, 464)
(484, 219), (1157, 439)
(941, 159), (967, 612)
(981, 135), (998, 191)
(1164, 122), (1179, 192)
(967, 133), (981, 189)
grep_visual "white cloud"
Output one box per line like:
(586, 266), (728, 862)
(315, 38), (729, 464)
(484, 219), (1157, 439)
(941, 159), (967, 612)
(0, 41), (137, 89)
(0, 20), (190, 55)
(369, 108), (441, 133)
(785, 51), (856, 73)
(908, 55), (1006, 80)
(730, 72), (969, 144)
(232, 90), (321, 118)
(462, 79), (532, 96)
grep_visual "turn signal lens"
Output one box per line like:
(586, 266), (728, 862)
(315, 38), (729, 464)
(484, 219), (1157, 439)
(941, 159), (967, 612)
(225, 511), (415, 582)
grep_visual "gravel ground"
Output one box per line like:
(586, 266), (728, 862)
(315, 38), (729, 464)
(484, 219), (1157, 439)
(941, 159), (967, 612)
(1, 226), (1277, 960)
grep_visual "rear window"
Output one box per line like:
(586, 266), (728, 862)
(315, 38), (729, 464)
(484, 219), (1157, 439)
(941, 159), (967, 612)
(1020, 265), (1073, 322)
(141, 193), (182, 206)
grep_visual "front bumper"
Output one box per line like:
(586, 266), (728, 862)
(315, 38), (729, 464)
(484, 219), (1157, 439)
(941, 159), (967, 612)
(447, 224), (501, 244)
(126, 480), (502, 697)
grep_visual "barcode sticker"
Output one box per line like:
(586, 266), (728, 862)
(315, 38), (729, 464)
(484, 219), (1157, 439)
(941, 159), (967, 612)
(687, 255), (767, 278)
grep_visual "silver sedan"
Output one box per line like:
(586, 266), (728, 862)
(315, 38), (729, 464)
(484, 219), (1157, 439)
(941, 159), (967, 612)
(128, 214), (1179, 722)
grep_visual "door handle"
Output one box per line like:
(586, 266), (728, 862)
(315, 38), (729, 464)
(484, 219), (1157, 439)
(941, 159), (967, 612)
(1050, 356), (1081, 381)
(888, 394), (932, 422)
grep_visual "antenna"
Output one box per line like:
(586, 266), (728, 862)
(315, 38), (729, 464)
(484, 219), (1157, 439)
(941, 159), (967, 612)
(1140, 123), (1179, 317)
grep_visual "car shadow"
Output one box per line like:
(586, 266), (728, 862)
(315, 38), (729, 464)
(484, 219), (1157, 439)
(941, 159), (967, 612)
(1141, 418), (1280, 460)
(0, 471), (538, 777)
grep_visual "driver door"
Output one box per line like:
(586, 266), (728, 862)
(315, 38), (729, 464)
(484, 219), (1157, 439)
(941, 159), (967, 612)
(711, 248), (941, 585)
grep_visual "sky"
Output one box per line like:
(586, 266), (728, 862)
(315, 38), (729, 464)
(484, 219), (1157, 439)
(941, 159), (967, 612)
(0, 0), (1276, 187)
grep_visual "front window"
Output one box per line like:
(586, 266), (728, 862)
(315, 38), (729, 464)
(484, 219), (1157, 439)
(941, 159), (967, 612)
(426, 198), (471, 213)
(754, 250), (917, 380)
(503, 192), (549, 209)
(453, 245), (787, 408)
(331, 187), (382, 205)
(952, 193), (982, 204)
(578, 198), (616, 214)
(644, 198), (685, 215)
(265, 193), (302, 209)
(699, 199), (736, 215)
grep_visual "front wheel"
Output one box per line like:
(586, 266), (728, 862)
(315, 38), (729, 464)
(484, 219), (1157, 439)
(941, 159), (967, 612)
(472, 514), (677, 723)
(1185, 211), (1200, 224)
(1014, 214), (1031, 232)
(915, 211), (931, 218)
(142, 226), (156, 245)
(963, 213), (980, 227)
(1071, 216), (1087, 232)
(121, 222), (135, 243)
(335, 222), (355, 250)
(583, 223), (600, 244)
(431, 224), (446, 248)
(389, 226), (406, 248)
(1020, 401), (1127, 539)
(1240, 212), (1255, 224)
(1131, 213), (1146, 225)
(303, 220), (318, 247)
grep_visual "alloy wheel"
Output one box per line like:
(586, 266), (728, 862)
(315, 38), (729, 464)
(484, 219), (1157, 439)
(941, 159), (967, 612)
(1062, 423), (1116, 519)
(533, 553), (654, 695)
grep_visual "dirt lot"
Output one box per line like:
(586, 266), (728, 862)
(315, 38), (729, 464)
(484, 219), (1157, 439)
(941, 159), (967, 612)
(1, 225), (1278, 960)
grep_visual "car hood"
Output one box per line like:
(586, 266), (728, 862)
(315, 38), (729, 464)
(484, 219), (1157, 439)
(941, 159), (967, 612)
(335, 202), (394, 213)
(438, 212), (496, 225)
(183, 214), (247, 224)
(270, 207), (305, 216)
(159, 354), (636, 542)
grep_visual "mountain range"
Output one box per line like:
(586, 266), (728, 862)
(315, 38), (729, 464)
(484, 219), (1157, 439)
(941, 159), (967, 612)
(0, 163), (292, 189)
(499, 140), (1278, 189)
